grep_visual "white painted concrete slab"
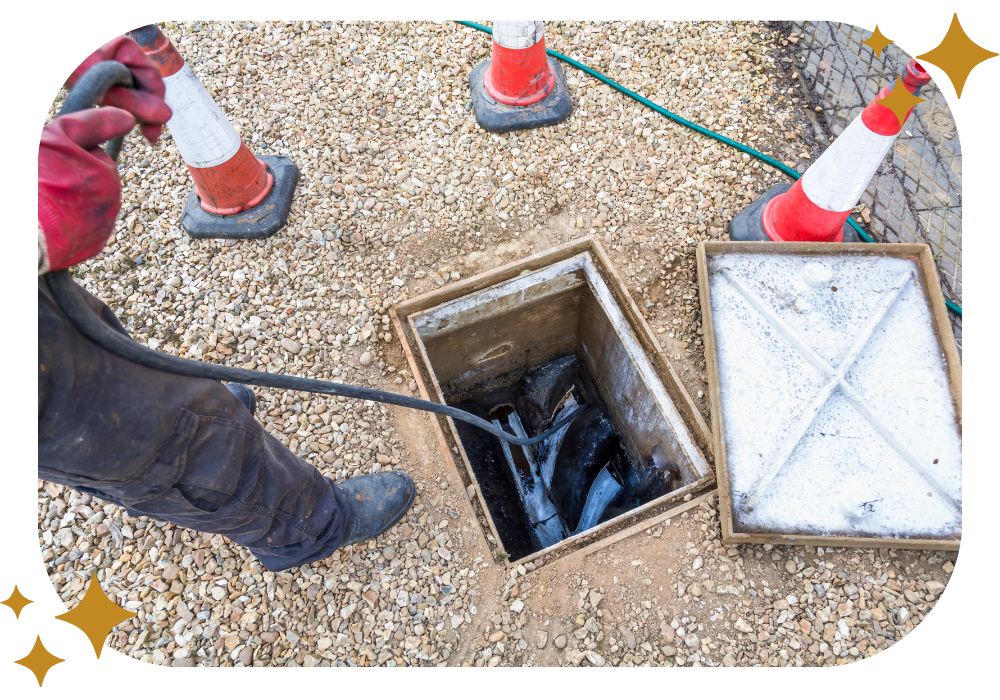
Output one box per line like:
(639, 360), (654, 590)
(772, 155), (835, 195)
(707, 251), (962, 539)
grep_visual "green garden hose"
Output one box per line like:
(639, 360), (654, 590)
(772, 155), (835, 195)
(455, 21), (963, 318)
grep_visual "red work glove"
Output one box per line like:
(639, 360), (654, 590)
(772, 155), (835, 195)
(67, 36), (171, 143)
(38, 108), (137, 274)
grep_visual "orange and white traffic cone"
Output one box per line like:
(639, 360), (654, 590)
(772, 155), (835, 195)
(729, 59), (931, 243)
(469, 21), (573, 133)
(129, 25), (299, 238)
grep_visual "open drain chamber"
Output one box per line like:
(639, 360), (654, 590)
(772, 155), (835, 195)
(391, 238), (715, 566)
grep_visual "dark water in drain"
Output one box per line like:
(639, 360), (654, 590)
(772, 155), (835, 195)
(452, 354), (679, 560)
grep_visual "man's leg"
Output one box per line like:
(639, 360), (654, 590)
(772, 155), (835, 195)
(38, 277), (351, 571)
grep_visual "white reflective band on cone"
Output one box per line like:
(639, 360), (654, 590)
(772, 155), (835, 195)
(493, 21), (545, 49)
(162, 64), (242, 169)
(800, 117), (896, 212)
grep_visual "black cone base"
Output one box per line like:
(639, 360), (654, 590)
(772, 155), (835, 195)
(728, 183), (861, 243)
(181, 155), (299, 239)
(469, 57), (573, 133)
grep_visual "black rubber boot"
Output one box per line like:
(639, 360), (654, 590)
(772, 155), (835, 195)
(225, 382), (257, 414)
(337, 471), (416, 547)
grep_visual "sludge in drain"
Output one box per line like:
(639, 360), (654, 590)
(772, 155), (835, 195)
(453, 355), (681, 560)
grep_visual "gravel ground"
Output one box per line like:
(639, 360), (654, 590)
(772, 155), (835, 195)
(482, 494), (956, 667)
(38, 20), (956, 667)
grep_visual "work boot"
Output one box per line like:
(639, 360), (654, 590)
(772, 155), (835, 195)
(337, 471), (416, 547)
(225, 382), (257, 414)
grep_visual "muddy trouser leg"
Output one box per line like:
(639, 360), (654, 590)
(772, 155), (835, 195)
(38, 278), (350, 571)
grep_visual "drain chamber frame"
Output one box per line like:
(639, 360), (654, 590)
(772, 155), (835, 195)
(391, 237), (716, 567)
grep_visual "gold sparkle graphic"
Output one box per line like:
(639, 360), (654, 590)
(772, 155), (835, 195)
(1, 585), (33, 619)
(917, 13), (998, 97)
(54, 573), (136, 658)
(877, 78), (926, 127)
(862, 25), (894, 58)
(15, 636), (63, 687)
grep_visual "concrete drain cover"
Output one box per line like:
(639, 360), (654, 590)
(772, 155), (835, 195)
(699, 242), (962, 548)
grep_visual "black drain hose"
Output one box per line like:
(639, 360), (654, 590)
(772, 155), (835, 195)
(43, 61), (584, 447)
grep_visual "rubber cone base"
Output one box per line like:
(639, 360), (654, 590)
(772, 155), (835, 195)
(469, 57), (573, 133)
(728, 183), (861, 243)
(180, 155), (299, 239)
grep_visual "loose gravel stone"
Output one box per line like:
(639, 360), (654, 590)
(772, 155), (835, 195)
(926, 580), (945, 596)
(660, 622), (675, 643)
(536, 630), (548, 649)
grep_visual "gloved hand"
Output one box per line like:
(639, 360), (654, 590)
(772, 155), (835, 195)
(67, 36), (171, 143)
(38, 108), (137, 274)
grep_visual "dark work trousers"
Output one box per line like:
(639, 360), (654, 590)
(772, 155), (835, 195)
(38, 277), (350, 571)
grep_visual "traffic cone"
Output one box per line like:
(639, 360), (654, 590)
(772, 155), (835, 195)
(729, 59), (931, 243)
(128, 25), (299, 238)
(469, 21), (573, 133)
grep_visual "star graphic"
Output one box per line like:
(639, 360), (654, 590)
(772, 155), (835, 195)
(14, 636), (64, 687)
(1, 585), (33, 618)
(876, 78), (926, 128)
(862, 25), (894, 58)
(54, 573), (136, 658)
(917, 13), (998, 97)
